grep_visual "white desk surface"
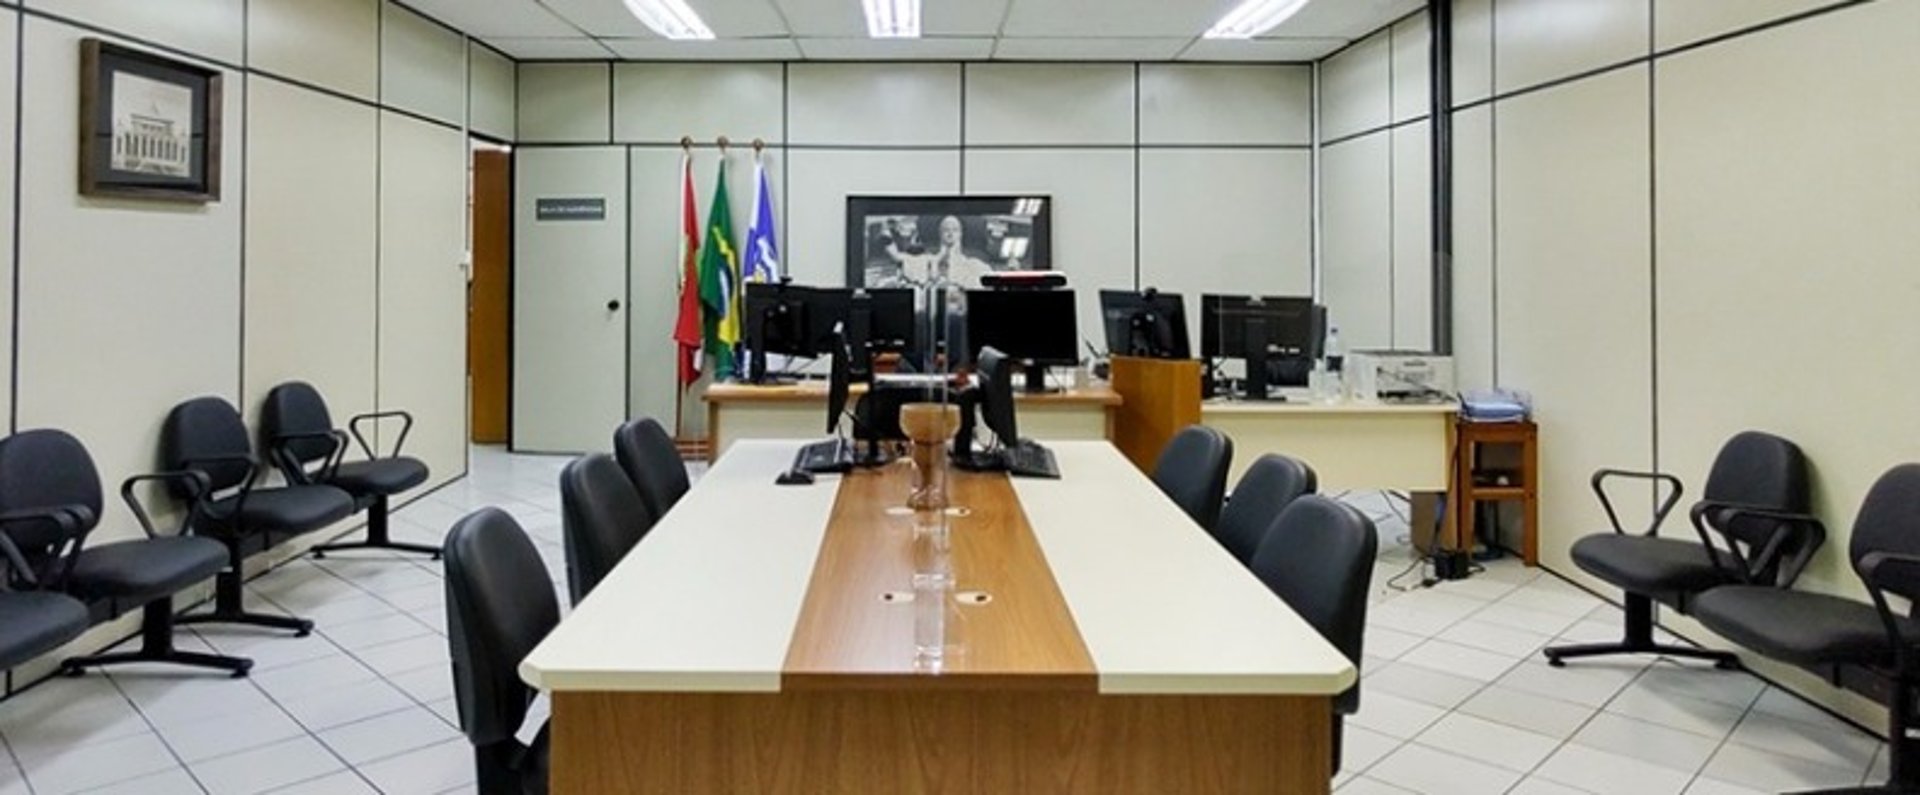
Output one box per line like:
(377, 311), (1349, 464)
(519, 439), (1355, 697)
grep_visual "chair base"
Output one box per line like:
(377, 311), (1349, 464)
(175, 568), (314, 637)
(64, 600), (254, 679)
(1542, 592), (1739, 669)
(311, 499), (441, 561)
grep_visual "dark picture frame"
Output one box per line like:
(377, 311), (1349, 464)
(79, 38), (223, 202)
(846, 195), (1052, 289)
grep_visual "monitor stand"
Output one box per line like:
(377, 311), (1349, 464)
(1240, 316), (1273, 401)
(1021, 362), (1060, 394)
(747, 307), (796, 385)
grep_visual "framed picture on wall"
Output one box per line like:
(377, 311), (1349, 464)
(78, 38), (223, 202)
(846, 195), (1052, 289)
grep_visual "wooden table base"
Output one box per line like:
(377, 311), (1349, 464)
(552, 689), (1331, 794)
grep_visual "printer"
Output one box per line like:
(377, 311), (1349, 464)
(1347, 350), (1455, 403)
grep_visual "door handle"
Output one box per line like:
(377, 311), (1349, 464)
(606, 299), (622, 312)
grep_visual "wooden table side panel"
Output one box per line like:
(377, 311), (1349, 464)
(1204, 410), (1451, 491)
(552, 690), (1331, 795)
(780, 464), (1096, 686)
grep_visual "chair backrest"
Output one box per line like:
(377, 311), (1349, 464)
(1694, 431), (1812, 583)
(613, 418), (690, 519)
(559, 453), (656, 604)
(0, 430), (102, 583)
(1851, 464), (1920, 603)
(444, 508), (559, 748)
(1151, 425), (1233, 530)
(160, 397), (255, 495)
(260, 381), (337, 467)
(1248, 495), (1377, 715)
(1214, 454), (1318, 565)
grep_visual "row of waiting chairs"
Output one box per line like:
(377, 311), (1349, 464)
(0, 383), (428, 684)
(444, 417), (687, 795)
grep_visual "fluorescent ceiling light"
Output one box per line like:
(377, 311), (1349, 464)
(862, 0), (920, 38)
(1203, 0), (1310, 39)
(623, 0), (715, 40)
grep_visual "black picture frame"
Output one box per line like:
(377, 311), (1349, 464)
(79, 38), (223, 203)
(845, 195), (1052, 289)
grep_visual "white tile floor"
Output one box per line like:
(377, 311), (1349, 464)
(0, 447), (1887, 794)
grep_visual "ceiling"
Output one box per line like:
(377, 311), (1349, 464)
(400, 0), (1427, 62)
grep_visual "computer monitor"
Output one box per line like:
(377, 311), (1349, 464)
(975, 347), (1018, 447)
(964, 289), (1079, 393)
(1100, 289), (1190, 360)
(1199, 295), (1323, 400)
(803, 288), (916, 376)
(825, 325), (852, 436)
(744, 282), (810, 382)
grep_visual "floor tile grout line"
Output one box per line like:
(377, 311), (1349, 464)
(0, 730), (37, 795)
(1680, 693), (1764, 795)
(99, 673), (213, 795)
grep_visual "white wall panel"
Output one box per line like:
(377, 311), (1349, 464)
(1654, 0), (1920, 595)
(1451, 106), (1495, 390)
(1494, 0), (1648, 95)
(518, 63), (610, 143)
(15, 18), (239, 537)
(381, 2), (465, 126)
(963, 64), (1133, 146)
(784, 150), (961, 286)
(378, 113), (468, 495)
(614, 63), (783, 144)
(249, 0), (380, 100)
(1390, 14), (1430, 124)
(1320, 31), (1390, 141)
(789, 63), (960, 146)
(1139, 65), (1312, 146)
(1654, 0), (1843, 51)
(966, 149), (1136, 353)
(244, 77), (379, 450)
(469, 43), (515, 141)
(1452, 0), (1495, 106)
(1391, 122), (1431, 350)
(1140, 150), (1313, 349)
(1494, 68), (1651, 581)
(1319, 136), (1392, 350)
(28, 0), (243, 65)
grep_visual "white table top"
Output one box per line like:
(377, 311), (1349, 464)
(519, 439), (1356, 697)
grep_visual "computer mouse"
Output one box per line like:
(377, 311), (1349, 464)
(775, 469), (816, 486)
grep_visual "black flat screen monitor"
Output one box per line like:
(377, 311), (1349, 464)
(825, 326), (852, 435)
(1099, 289), (1190, 360)
(974, 346), (1018, 447)
(743, 283), (811, 382)
(804, 287), (916, 356)
(1200, 295), (1323, 397)
(964, 288), (1080, 371)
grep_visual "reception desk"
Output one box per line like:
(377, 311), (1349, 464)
(521, 440), (1353, 794)
(703, 381), (1121, 459)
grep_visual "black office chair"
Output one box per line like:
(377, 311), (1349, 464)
(1248, 495), (1377, 774)
(445, 508), (555, 795)
(613, 418), (689, 520)
(558, 454), (655, 604)
(162, 396), (355, 636)
(0, 430), (250, 676)
(1152, 425), (1233, 531)
(1544, 431), (1813, 669)
(0, 518), (90, 674)
(1690, 464), (1920, 795)
(1214, 453), (1318, 566)
(262, 381), (435, 559)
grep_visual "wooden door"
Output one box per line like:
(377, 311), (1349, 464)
(469, 147), (511, 443)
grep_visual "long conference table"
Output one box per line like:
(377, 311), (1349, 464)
(520, 439), (1355, 794)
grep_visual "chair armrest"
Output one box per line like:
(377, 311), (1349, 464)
(1689, 502), (1826, 585)
(0, 505), (95, 586)
(1860, 551), (1920, 671)
(266, 429), (348, 485)
(121, 470), (212, 539)
(0, 532), (38, 588)
(180, 454), (260, 521)
(1590, 468), (1684, 536)
(348, 410), (413, 460)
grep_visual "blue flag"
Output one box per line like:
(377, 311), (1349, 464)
(742, 158), (779, 284)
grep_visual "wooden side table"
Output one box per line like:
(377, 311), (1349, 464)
(1452, 419), (1539, 566)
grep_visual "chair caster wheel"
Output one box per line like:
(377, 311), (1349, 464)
(62, 666), (85, 677)
(1545, 656), (1565, 668)
(295, 627), (313, 639)
(230, 669), (250, 679)
(1714, 658), (1739, 671)
(312, 550), (328, 560)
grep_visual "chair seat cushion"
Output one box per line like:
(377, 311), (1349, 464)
(69, 536), (227, 603)
(1691, 586), (1915, 667)
(0, 591), (89, 669)
(329, 458), (429, 497)
(1571, 534), (1735, 599)
(204, 485), (354, 536)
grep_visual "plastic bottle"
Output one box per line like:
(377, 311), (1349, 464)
(1325, 325), (1344, 373)
(1321, 325), (1345, 402)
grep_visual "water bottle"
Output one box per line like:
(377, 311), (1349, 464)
(1324, 325), (1344, 374)
(1318, 325), (1345, 403)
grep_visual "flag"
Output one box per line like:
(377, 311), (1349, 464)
(671, 153), (704, 388)
(697, 160), (741, 379)
(742, 157), (779, 284)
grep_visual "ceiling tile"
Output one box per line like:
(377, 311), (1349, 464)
(1275, 0), (1427, 39)
(1000, 0), (1238, 38)
(993, 37), (1190, 61)
(795, 37), (996, 60)
(539, 0), (789, 37)
(1180, 37), (1349, 62)
(768, 0), (865, 37)
(601, 37), (803, 59)
(396, 0), (581, 37)
(927, 0), (1013, 36)
(481, 36), (621, 59)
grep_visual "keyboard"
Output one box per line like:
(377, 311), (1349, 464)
(794, 438), (854, 474)
(1003, 439), (1061, 480)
